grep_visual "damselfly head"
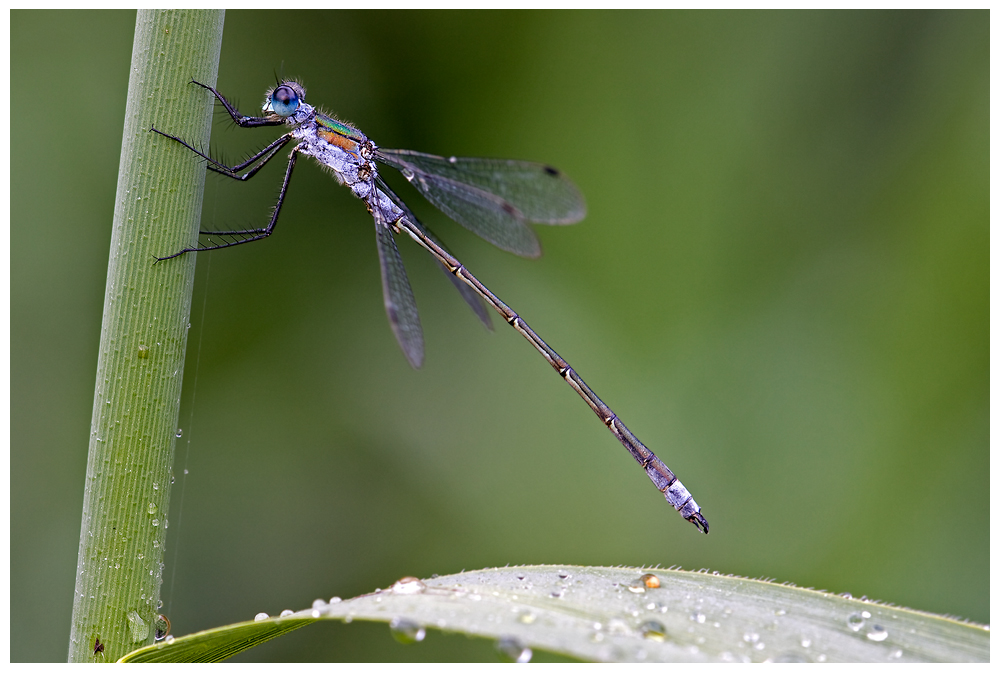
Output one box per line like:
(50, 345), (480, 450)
(263, 81), (306, 118)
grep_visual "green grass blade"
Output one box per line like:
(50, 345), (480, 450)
(120, 565), (989, 662)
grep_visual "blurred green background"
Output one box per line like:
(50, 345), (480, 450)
(11, 10), (988, 662)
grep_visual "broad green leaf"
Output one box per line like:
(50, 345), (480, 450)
(121, 565), (989, 662)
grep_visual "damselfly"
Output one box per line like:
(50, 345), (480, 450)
(152, 80), (708, 533)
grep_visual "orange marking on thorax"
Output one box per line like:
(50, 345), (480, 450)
(317, 128), (360, 153)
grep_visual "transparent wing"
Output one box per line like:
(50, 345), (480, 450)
(376, 149), (586, 258)
(373, 210), (424, 368)
(376, 178), (493, 331)
(377, 149), (587, 223)
(418, 222), (494, 331)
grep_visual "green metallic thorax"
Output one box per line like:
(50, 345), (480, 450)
(316, 113), (364, 140)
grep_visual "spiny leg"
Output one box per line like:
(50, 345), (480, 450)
(150, 127), (293, 180)
(189, 79), (283, 128)
(157, 147), (302, 260)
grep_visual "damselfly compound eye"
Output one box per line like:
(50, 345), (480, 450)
(269, 85), (299, 116)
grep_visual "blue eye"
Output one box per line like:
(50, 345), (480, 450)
(269, 85), (299, 117)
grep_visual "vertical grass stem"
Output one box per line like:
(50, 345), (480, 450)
(68, 9), (225, 662)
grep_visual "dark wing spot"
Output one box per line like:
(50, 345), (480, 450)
(543, 165), (560, 176)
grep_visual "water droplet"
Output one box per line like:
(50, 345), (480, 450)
(496, 636), (532, 663)
(164, 635), (175, 644)
(800, 637), (811, 648)
(151, 519), (159, 527)
(518, 611), (537, 624)
(279, 609), (294, 617)
(312, 598), (327, 611)
(152, 482), (159, 491)
(774, 608), (786, 616)
(627, 583), (646, 594)
(640, 573), (661, 589)
(743, 631), (760, 644)
(448, 156), (458, 164)
(690, 612), (706, 624)
(163, 519), (168, 529)
(558, 571), (569, 579)
(137, 345), (150, 359)
(156, 600), (163, 609)
(391, 577), (427, 595)
(846, 612), (866, 631)
(549, 589), (563, 598)
(889, 648), (903, 659)
(607, 618), (629, 635)
(254, 612), (269, 622)
(389, 617), (426, 644)
(147, 502), (157, 514)
(639, 620), (667, 642)
(867, 624), (888, 642)
(516, 573), (525, 581)
(126, 611), (148, 642)
(154, 614), (171, 641)
(329, 596), (342, 604)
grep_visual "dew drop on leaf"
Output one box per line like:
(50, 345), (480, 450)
(496, 636), (532, 663)
(389, 617), (426, 644)
(640, 620), (667, 642)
